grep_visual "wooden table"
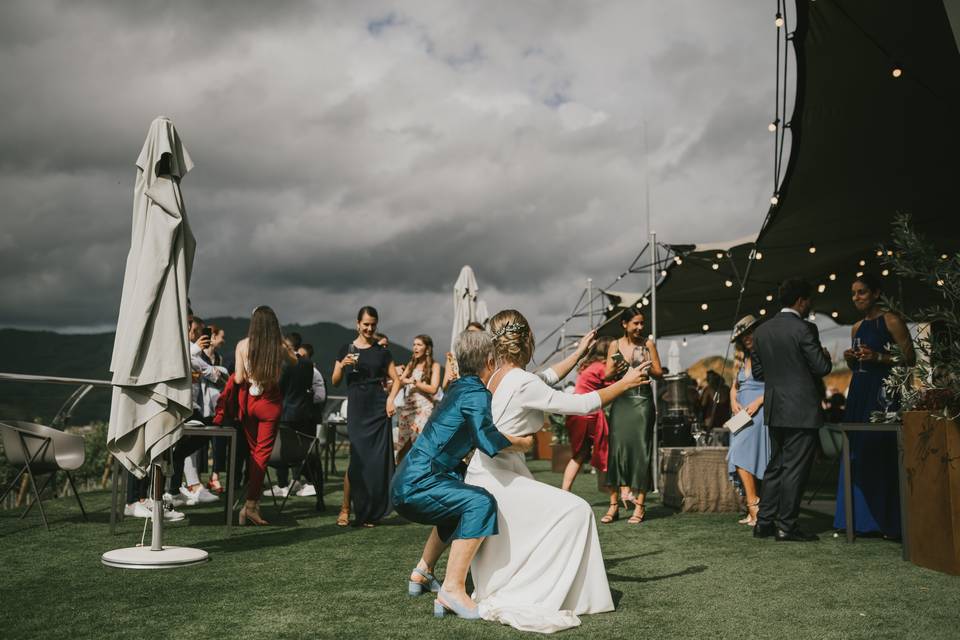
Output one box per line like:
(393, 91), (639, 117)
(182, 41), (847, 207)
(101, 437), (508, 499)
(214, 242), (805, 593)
(110, 424), (237, 534)
(825, 422), (909, 561)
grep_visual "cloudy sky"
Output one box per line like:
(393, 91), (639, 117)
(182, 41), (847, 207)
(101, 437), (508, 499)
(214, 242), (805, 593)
(0, 1), (792, 366)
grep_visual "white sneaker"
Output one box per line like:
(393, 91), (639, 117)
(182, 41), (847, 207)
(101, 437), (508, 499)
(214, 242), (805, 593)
(178, 485), (200, 506)
(162, 507), (186, 522)
(196, 486), (219, 504)
(296, 483), (316, 497)
(125, 502), (152, 518)
(263, 485), (288, 497)
(163, 492), (187, 508)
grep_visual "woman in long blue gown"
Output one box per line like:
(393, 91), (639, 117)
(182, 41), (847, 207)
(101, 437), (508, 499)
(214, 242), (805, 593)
(392, 330), (531, 620)
(834, 274), (915, 537)
(727, 315), (771, 526)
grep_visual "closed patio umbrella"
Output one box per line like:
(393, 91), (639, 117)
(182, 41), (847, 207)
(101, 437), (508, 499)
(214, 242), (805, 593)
(451, 265), (480, 347)
(107, 116), (195, 478)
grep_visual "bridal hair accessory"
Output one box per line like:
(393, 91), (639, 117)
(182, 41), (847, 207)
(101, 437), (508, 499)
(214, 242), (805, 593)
(492, 322), (528, 339)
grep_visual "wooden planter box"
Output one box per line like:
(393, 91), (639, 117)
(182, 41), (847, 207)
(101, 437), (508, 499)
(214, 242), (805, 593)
(551, 443), (572, 473)
(902, 411), (960, 575)
(534, 430), (553, 460)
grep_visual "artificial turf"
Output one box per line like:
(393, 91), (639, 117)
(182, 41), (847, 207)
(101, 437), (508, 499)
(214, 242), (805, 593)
(0, 460), (956, 640)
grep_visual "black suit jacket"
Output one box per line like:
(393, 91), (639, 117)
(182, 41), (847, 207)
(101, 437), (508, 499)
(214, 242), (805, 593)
(279, 356), (315, 423)
(751, 311), (832, 429)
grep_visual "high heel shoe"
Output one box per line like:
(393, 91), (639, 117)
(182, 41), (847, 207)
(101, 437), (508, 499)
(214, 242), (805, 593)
(627, 502), (645, 525)
(239, 500), (268, 526)
(738, 499), (760, 526)
(207, 476), (224, 495)
(433, 589), (480, 619)
(600, 504), (620, 524)
(620, 488), (637, 509)
(408, 568), (442, 596)
(336, 508), (350, 527)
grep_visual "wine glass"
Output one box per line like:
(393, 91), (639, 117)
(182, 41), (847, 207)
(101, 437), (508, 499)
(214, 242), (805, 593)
(347, 343), (360, 374)
(853, 337), (864, 373)
(631, 345), (648, 395)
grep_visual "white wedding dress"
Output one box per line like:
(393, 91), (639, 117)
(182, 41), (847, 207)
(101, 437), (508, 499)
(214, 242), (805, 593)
(465, 367), (614, 634)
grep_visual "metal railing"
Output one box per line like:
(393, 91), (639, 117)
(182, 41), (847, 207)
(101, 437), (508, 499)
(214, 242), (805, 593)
(0, 372), (112, 429)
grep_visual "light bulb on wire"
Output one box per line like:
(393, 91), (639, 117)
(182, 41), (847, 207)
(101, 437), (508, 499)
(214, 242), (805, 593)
(711, 263), (719, 270)
(856, 271), (864, 277)
(759, 309), (767, 316)
(702, 324), (710, 333)
(674, 256), (683, 265)
(859, 259), (866, 266)
(701, 303), (709, 311)
(766, 294), (774, 302)
(817, 283), (827, 293)
(831, 310), (839, 319)
(882, 269), (890, 276)
(770, 195), (779, 205)
(660, 269), (667, 277)
(829, 273), (837, 281)
(755, 251), (764, 260)
(768, 121), (777, 132)
(724, 280), (733, 288)
(682, 337), (687, 347)
(808, 243), (817, 254)
(892, 67), (902, 78)
(775, 13), (784, 27)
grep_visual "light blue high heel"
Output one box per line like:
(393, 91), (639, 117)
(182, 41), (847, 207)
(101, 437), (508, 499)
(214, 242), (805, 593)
(407, 567), (442, 596)
(433, 589), (480, 619)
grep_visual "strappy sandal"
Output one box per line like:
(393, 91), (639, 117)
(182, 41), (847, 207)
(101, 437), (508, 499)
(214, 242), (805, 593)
(627, 503), (645, 524)
(600, 504), (620, 524)
(408, 567), (442, 596)
(738, 499), (760, 526)
(336, 508), (350, 527)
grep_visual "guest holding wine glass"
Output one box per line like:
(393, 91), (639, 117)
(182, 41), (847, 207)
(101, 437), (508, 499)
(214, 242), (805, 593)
(332, 306), (401, 527)
(605, 307), (663, 524)
(234, 306), (298, 525)
(560, 336), (616, 519)
(727, 315), (770, 526)
(393, 335), (441, 464)
(835, 274), (915, 538)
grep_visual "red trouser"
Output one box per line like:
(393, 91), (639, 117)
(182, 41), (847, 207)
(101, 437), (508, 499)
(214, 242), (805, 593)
(240, 388), (282, 500)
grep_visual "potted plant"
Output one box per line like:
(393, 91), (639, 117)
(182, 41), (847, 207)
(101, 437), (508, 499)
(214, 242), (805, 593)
(546, 412), (572, 473)
(878, 213), (960, 575)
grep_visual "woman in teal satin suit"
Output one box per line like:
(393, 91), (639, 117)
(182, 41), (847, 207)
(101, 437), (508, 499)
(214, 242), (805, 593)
(392, 330), (532, 620)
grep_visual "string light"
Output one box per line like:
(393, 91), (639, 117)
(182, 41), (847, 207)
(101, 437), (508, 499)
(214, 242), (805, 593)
(831, 310), (839, 318)
(702, 324), (710, 332)
(859, 259), (866, 266)
(641, 297), (649, 306)
(829, 273), (837, 281)
(711, 263), (720, 270)
(701, 303), (709, 311)
(766, 294), (774, 301)
(808, 243), (817, 254)
(660, 269), (668, 277)
(876, 249), (883, 257)
(759, 309), (767, 316)
(755, 251), (764, 260)
(817, 283), (827, 293)
(941, 254), (949, 260)
(886, 249), (893, 256)
(607, 304), (615, 311)
(768, 121), (777, 132)
(856, 271), (864, 277)
(937, 279), (945, 287)
(682, 337), (688, 347)
(808, 313), (817, 320)
(724, 280), (733, 288)
(674, 256), (683, 265)
(715, 252), (724, 260)
(892, 67), (902, 78)
(881, 269), (890, 276)
(775, 12), (784, 27)
(770, 195), (779, 205)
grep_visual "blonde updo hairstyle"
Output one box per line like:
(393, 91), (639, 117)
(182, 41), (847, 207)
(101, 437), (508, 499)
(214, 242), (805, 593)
(488, 309), (535, 368)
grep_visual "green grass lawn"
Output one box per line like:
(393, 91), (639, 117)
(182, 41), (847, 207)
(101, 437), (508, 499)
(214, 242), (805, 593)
(0, 460), (956, 640)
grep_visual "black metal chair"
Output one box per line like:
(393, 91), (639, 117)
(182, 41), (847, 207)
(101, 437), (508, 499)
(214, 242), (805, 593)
(0, 420), (88, 530)
(264, 425), (325, 513)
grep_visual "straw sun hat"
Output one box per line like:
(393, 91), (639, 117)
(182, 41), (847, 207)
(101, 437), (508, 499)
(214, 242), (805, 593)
(730, 314), (761, 343)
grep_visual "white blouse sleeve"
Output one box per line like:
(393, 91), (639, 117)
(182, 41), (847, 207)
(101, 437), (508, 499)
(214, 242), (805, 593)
(536, 368), (560, 386)
(520, 374), (601, 416)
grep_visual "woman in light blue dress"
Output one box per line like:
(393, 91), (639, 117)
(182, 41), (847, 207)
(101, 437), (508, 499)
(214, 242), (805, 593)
(727, 315), (771, 526)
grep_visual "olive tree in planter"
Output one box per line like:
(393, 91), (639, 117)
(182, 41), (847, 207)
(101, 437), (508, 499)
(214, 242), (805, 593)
(878, 213), (960, 575)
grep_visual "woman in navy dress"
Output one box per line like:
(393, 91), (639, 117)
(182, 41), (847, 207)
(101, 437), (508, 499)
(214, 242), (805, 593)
(727, 315), (771, 526)
(392, 330), (532, 619)
(332, 306), (401, 527)
(834, 274), (915, 537)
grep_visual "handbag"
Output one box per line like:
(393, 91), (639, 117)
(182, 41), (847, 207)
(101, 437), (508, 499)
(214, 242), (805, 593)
(723, 409), (753, 434)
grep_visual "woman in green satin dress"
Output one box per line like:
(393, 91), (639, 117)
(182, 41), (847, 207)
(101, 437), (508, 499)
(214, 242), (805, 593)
(605, 307), (663, 524)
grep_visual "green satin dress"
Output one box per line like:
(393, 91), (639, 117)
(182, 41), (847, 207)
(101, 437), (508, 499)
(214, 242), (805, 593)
(606, 352), (656, 492)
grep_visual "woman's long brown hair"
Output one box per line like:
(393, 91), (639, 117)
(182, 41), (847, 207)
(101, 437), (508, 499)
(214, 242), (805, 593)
(247, 306), (285, 389)
(407, 334), (435, 380)
(579, 335), (614, 372)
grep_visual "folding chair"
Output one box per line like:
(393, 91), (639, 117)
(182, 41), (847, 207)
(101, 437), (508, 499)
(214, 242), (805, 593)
(264, 425), (325, 513)
(0, 420), (87, 530)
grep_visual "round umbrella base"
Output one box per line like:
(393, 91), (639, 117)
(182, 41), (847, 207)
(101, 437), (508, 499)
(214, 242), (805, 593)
(101, 545), (209, 569)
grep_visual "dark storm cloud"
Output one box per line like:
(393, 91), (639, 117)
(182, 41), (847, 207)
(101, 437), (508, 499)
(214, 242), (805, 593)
(0, 1), (786, 359)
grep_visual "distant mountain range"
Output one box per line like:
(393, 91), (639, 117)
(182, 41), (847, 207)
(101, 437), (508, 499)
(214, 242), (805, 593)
(0, 318), (412, 424)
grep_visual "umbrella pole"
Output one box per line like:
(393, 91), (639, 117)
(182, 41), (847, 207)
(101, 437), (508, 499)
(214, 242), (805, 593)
(151, 462), (163, 551)
(650, 231), (659, 495)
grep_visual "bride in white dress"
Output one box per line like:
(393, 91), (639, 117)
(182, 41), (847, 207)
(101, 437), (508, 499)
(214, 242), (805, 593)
(465, 310), (649, 634)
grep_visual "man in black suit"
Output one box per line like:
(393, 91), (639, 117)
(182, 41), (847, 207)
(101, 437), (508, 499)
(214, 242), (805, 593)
(751, 278), (832, 542)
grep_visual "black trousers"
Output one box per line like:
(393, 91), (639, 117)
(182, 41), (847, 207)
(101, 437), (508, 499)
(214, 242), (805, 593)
(757, 426), (819, 532)
(274, 421), (321, 489)
(167, 435), (209, 493)
(126, 469), (149, 504)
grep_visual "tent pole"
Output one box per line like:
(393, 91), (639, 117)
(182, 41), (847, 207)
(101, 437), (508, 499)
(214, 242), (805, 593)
(587, 278), (593, 328)
(151, 462), (163, 551)
(650, 232), (659, 494)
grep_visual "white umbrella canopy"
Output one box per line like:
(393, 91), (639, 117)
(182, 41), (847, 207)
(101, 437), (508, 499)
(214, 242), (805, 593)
(108, 116), (196, 478)
(451, 265), (480, 347)
(667, 340), (681, 374)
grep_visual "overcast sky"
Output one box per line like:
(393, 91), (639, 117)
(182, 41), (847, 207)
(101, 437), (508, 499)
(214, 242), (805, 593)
(0, 1), (795, 367)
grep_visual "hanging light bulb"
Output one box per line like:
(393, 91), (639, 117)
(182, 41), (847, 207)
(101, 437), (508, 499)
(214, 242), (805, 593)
(941, 253), (949, 260)
(808, 243), (817, 254)
(817, 283), (827, 293)
(892, 67), (902, 78)
(682, 337), (688, 347)
(724, 280), (733, 288)
(660, 269), (667, 277)
(715, 252), (724, 260)
(886, 249), (894, 256)
(607, 304), (615, 311)
(770, 195), (779, 205)
(831, 310), (839, 319)
(759, 309), (767, 316)
(768, 121), (777, 132)
(775, 12), (784, 27)
(876, 249), (883, 257)
(859, 259), (866, 267)
(829, 273), (837, 281)
(674, 256), (683, 265)
(766, 294), (774, 301)
(641, 297), (649, 306)
(702, 324), (710, 332)
(936, 279), (945, 287)
(856, 271), (864, 277)
(881, 269), (890, 276)
(808, 312), (817, 320)
(701, 303), (709, 311)
(755, 251), (764, 260)
(711, 263), (719, 270)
